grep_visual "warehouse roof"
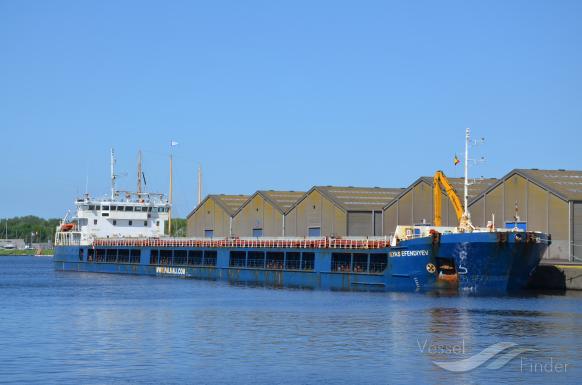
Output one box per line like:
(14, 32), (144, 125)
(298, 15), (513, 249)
(474, 169), (582, 202)
(186, 194), (249, 218)
(384, 176), (497, 210)
(288, 186), (404, 212)
(233, 190), (305, 215)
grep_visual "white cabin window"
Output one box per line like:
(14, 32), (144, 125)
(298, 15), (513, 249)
(113, 220), (117, 226)
(144, 221), (147, 226)
(129, 220), (133, 226)
(156, 221), (159, 226)
(93, 219), (97, 225)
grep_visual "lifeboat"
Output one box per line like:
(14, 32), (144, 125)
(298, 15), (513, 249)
(60, 223), (75, 232)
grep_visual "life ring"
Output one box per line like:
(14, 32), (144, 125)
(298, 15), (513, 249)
(426, 263), (436, 274)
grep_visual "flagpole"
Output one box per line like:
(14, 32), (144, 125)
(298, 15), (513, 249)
(169, 149), (173, 236)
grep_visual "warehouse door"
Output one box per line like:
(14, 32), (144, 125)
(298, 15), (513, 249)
(348, 212), (373, 236)
(374, 211), (382, 236)
(573, 202), (582, 261)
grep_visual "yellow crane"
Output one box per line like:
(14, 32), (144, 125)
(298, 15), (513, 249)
(433, 170), (465, 227)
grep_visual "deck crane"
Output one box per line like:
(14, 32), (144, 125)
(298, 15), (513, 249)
(433, 170), (473, 231)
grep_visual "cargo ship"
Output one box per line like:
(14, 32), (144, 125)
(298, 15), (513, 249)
(54, 132), (550, 294)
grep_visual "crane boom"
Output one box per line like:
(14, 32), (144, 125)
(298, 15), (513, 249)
(433, 170), (464, 227)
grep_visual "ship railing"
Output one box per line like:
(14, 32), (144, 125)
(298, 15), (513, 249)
(90, 236), (392, 250)
(54, 231), (82, 246)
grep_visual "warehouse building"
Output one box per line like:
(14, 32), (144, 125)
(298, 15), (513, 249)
(382, 176), (497, 233)
(284, 186), (403, 237)
(231, 190), (305, 237)
(186, 194), (249, 237)
(469, 169), (582, 261)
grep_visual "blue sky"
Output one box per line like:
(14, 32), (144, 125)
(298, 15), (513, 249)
(1, 0), (581, 218)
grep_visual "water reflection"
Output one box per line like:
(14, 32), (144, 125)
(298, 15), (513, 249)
(0, 256), (580, 384)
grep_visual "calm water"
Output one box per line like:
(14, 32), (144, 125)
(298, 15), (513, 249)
(0, 256), (581, 384)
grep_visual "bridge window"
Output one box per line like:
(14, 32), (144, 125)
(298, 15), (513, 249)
(285, 252), (300, 270)
(118, 249), (130, 263)
(125, 206), (134, 212)
(301, 252), (315, 271)
(266, 252), (284, 269)
(370, 253), (388, 273)
(332, 253), (351, 272)
(106, 249), (117, 263)
(352, 253), (368, 273)
(159, 250), (172, 265)
(203, 250), (217, 266)
(150, 249), (158, 265)
(230, 251), (246, 267)
(130, 249), (140, 264)
(174, 250), (187, 265)
(188, 250), (202, 265)
(247, 251), (265, 268)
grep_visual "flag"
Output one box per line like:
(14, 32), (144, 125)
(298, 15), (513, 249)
(142, 172), (147, 186)
(453, 155), (460, 166)
(170, 140), (179, 147)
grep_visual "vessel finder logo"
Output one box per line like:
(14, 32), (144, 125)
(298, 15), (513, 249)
(418, 339), (536, 372)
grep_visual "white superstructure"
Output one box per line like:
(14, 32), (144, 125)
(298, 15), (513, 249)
(55, 149), (170, 246)
(75, 192), (169, 241)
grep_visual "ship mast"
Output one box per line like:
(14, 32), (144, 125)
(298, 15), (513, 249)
(197, 164), (202, 205)
(169, 152), (173, 234)
(137, 150), (143, 195)
(110, 148), (117, 201)
(464, 128), (470, 219)
(168, 141), (178, 235)
(459, 128), (474, 231)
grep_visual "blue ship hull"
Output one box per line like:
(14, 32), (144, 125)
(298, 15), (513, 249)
(54, 231), (549, 294)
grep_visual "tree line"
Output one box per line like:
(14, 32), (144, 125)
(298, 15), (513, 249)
(0, 216), (60, 243)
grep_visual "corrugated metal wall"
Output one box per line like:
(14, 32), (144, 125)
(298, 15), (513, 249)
(231, 195), (283, 237)
(382, 181), (461, 235)
(573, 202), (582, 261)
(347, 212), (373, 236)
(374, 211), (382, 236)
(469, 174), (570, 260)
(382, 205), (398, 236)
(285, 190), (347, 237)
(186, 199), (231, 237)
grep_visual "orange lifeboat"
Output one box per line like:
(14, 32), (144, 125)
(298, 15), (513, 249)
(60, 223), (75, 232)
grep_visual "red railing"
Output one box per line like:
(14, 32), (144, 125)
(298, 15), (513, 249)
(92, 236), (391, 250)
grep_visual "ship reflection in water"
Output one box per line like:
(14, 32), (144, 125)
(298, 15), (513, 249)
(1, 256), (580, 384)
